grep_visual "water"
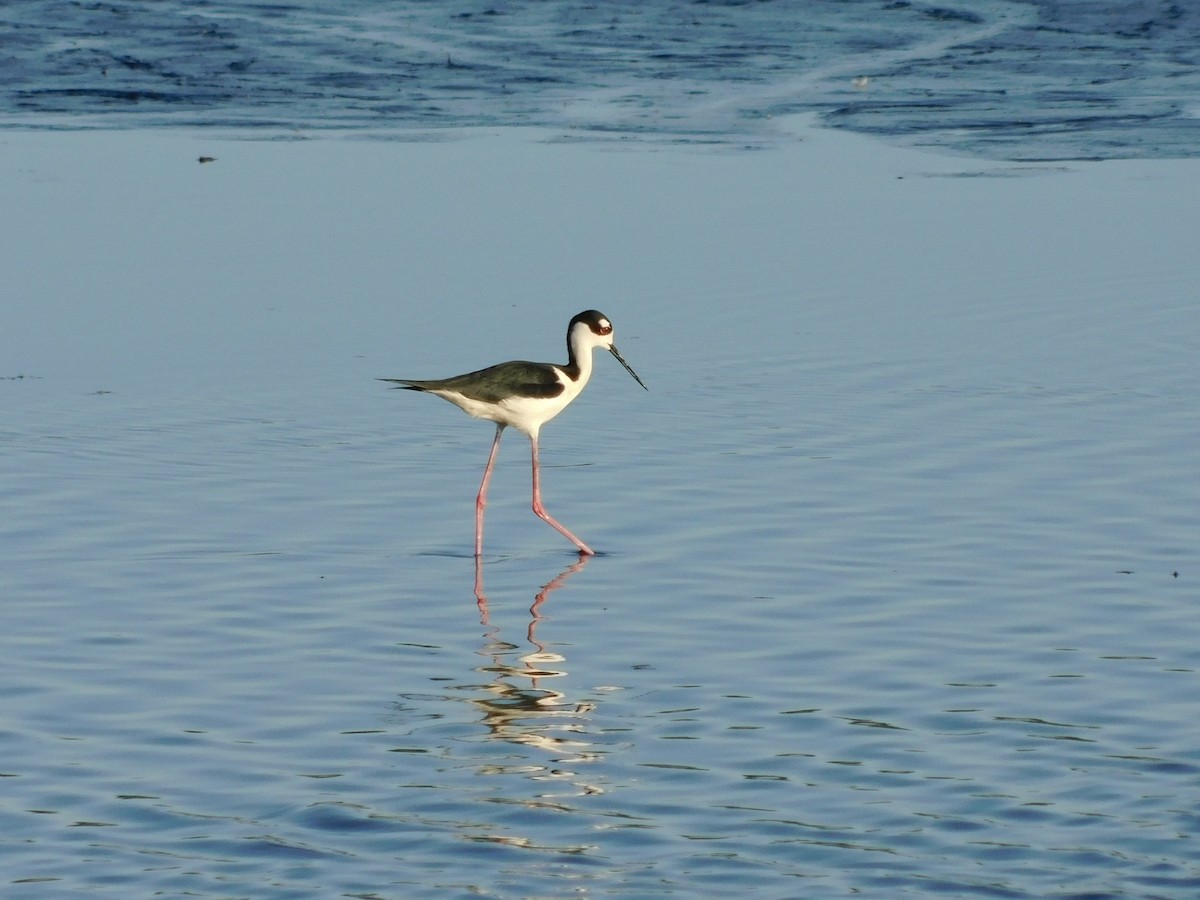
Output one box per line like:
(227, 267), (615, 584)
(4, 3), (1200, 897)
(3, 0), (1200, 159)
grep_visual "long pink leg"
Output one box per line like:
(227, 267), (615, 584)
(530, 433), (595, 556)
(475, 424), (504, 557)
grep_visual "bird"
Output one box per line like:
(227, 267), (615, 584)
(380, 310), (647, 557)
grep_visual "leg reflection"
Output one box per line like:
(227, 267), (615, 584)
(469, 554), (594, 753)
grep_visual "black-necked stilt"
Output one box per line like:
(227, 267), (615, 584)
(381, 310), (646, 556)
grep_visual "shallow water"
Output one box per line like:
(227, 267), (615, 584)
(3, 126), (1199, 895)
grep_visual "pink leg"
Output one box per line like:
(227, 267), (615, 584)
(475, 424), (504, 557)
(530, 433), (595, 555)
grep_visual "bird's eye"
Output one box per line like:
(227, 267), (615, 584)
(597, 321), (612, 335)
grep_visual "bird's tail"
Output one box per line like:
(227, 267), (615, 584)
(377, 378), (426, 391)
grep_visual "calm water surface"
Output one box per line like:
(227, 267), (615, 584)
(3, 126), (1199, 896)
(4, 0), (1200, 891)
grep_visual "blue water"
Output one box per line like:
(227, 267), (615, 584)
(4, 0), (1200, 159)
(4, 3), (1200, 897)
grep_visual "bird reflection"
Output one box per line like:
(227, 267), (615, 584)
(469, 555), (599, 761)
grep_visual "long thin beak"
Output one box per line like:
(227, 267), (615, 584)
(610, 345), (648, 390)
